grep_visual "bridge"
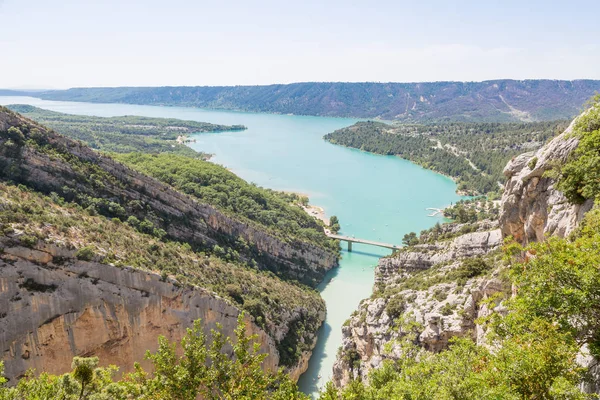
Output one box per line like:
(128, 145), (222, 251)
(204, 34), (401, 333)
(327, 233), (402, 252)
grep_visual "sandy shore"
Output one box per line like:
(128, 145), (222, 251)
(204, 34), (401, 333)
(283, 191), (330, 227)
(302, 204), (329, 225)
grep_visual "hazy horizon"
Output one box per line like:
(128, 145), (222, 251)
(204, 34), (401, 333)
(5, 77), (600, 92)
(2, 0), (599, 88)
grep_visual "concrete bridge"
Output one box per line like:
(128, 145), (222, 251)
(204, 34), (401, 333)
(327, 233), (402, 252)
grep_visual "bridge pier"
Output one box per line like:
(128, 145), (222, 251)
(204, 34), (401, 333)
(348, 241), (352, 252)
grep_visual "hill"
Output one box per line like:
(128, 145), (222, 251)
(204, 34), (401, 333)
(5, 104), (245, 158)
(17, 79), (600, 122)
(324, 120), (568, 195)
(0, 105), (338, 382)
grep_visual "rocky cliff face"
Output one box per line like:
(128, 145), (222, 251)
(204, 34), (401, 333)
(332, 224), (504, 386)
(500, 117), (594, 244)
(0, 108), (337, 287)
(0, 239), (277, 383)
(332, 113), (597, 389)
(0, 108), (330, 383)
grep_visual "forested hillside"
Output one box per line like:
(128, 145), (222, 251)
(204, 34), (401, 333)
(6, 104), (245, 158)
(114, 153), (337, 252)
(0, 106), (338, 384)
(23, 79), (600, 122)
(324, 120), (568, 195)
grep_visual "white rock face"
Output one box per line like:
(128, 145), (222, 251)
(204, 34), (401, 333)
(0, 241), (319, 384)
(500, 118), (593, 244)
(332, 227), (504, 387)
(376, 227), (501, 286)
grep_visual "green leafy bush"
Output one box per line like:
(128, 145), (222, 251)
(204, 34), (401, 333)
(75, 246), (96, 261)
(0, 316), (308, 399)
(18, 234), (38, 248)
(557, 96), (600, 203)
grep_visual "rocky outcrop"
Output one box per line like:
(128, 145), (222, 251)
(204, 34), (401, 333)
(376, 227), (501, 285)
(0, 108), (337, 286)
(332, 112), (599, 390)
(500, 117), (594, 244)
(0, 240), (279, 383)
(332, 228), (504, 386)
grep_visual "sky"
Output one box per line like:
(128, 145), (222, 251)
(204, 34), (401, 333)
(1, 0), (599, 88)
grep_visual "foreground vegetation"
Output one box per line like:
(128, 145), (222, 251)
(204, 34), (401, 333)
(0, 315), (308, 400)
(325, 120), (567, 195)
(6, 104), (245, 158)
(556, 95), (600, 203)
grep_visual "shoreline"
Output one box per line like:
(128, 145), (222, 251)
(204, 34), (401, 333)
(302, 203), (329, 226)
(282, 191), (330, 226)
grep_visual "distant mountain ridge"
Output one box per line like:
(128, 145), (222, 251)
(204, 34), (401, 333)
(7, 79), (600, 122)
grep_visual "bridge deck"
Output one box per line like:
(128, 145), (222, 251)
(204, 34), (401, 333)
(327, 233), (401, 250)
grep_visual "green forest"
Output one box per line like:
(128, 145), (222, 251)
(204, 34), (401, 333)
(115, 153), (337, 252)
(6, 104), (245, 158)
(324, 120), (568, 195)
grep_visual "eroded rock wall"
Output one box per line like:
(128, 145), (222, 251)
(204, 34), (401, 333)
(500, 118), (593, 244)
(332, 226), (504, 386)
(0, 240), (278, 383)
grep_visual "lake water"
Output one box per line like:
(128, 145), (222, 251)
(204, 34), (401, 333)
(0, 96), (462, 397)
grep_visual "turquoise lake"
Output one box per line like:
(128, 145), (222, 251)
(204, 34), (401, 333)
(0, 96), (462, 397)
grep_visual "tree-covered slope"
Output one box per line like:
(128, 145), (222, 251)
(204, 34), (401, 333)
(114, 153), (336, 253)
(25, 79), (600, 122)
(6, 104), (245, 158)
(0, 105), (338, 285)
(324, 120), (567, 195)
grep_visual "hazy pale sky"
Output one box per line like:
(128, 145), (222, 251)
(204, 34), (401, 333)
(1, 0), (599, 88)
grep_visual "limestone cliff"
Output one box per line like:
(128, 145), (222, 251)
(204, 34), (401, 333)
(332, 224), (504, 386)
(500, 117), (594, 244)
(0, 240), (277, 383)
(0, 107), (330, 383)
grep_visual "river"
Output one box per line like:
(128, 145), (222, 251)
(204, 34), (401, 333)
(0, 96), (462, 397)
